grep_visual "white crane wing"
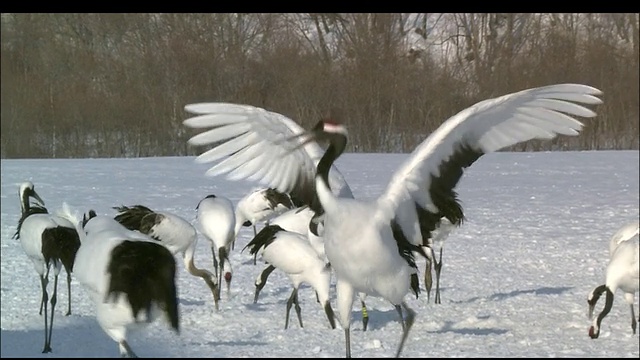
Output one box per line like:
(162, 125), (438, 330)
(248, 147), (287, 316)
(184, 103), (354, 206)
(609, 221), (640, 255)
(377, 84), (603, 246)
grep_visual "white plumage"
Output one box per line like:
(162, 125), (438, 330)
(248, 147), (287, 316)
(233, 187), (296, 245)
(243, 224), (336, 330)
(255, 201), (379, 330)
(607, 221), (640, 257)
(269, 205), (329, 261)
(251, 206), (317, 301)
(270, 206), (315, 236)
(14, 182), (81, 354)
(113, 205), (220, 310)
(75, 210), (180, 358)
(196, 194), (236, 301)
(184, 83), (602, 357)
(183, 102), (354, 201)
(186, 103), (356, 302)
(588, 220), (639, 338)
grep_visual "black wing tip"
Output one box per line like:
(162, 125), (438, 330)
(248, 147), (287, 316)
(114, 204), (154, 213)
(114, 204), (155, 232)
(410, 273), (420, 299)
(390, 219), (425, 270)
(264, 188), (295, 209)
(242, 224), (285, 260)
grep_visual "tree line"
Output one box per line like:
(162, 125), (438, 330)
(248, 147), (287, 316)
(1, 13), (638, 159)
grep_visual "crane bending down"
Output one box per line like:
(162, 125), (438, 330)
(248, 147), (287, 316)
(587, 220), (639, 338)
(243, 224), (337, 330)
(183, 84), (602, 357)
(253, 205), (388, 331)
(196, 194), (236, 301)
(113, 205), (220, 310)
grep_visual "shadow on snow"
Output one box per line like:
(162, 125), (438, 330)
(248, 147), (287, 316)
(453, 286), (573, 304)
(0, 314), (181, 358)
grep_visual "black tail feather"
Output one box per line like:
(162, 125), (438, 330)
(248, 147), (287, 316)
(390, 220), (427, 270)
(410, 273), (420, 299)
(113, 205), (155, 232)
(107, 240), (179, 331)
(82, 210), (97, 229)
(41, 227), (81, 273)
(264, 188), (295, 209)
(242, 225), (285, 264)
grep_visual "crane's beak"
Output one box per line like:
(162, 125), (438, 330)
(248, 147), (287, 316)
(30, 189), (45, 206)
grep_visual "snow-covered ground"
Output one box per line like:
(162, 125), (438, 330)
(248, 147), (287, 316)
(1, 150), (638, 358)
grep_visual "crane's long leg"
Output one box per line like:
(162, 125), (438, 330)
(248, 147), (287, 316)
(396, 304), (406, 331)
(336, 278), (355, 358)
(219, 247), (231, 299)
(293, 288), (303, 328)
(434, 247), (443, 305)
(323, 301), (337, 329)
(284, 287), (301, 329)
(46, 273), (59, 351)
(395, 301), (416, 358)
(361, 300), (369, 331)
(119, 340), (138, 358)
(211, 246), (221, 301)
(211, 246), (219, 278)
(218, 260), (224, 302)
(630, 304), (637, 334)
(40, 273), (51, 353)
(345, 327), (351, 359)
(65, 270), (72, 316)
(424, 257), (433, 303)
(39, 286), (45, 316)
(254, 265), (276, 304)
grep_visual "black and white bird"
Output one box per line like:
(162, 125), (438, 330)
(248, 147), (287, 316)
(243, 224), (337, 330)
(112, 205), (220, 310)
(253, 205), (398, 332)
(183, 84), (602, 357)
(251, 206), (315, 302)
(196, 194), (236, 301)
(588, 220), (639, 339)
(233, 187), (296, 241)
(423, 218), (457, 304)
(183, 102), (391, 330)
(13, 182), (81, 353)
(75, 210), (180, 358)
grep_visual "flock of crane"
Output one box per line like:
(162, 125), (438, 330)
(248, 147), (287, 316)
(13, 83), (639, 358)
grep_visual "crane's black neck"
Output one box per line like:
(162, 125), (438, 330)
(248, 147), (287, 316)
(14, 191), (48, 240)
(308, 132), (347, 236)
(588, 284), (607, 309)
(316, 133), (347, 192)
(595, 287), (615, 330)
(20, 190), (31, 216)
(21, 193), (29, 215)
